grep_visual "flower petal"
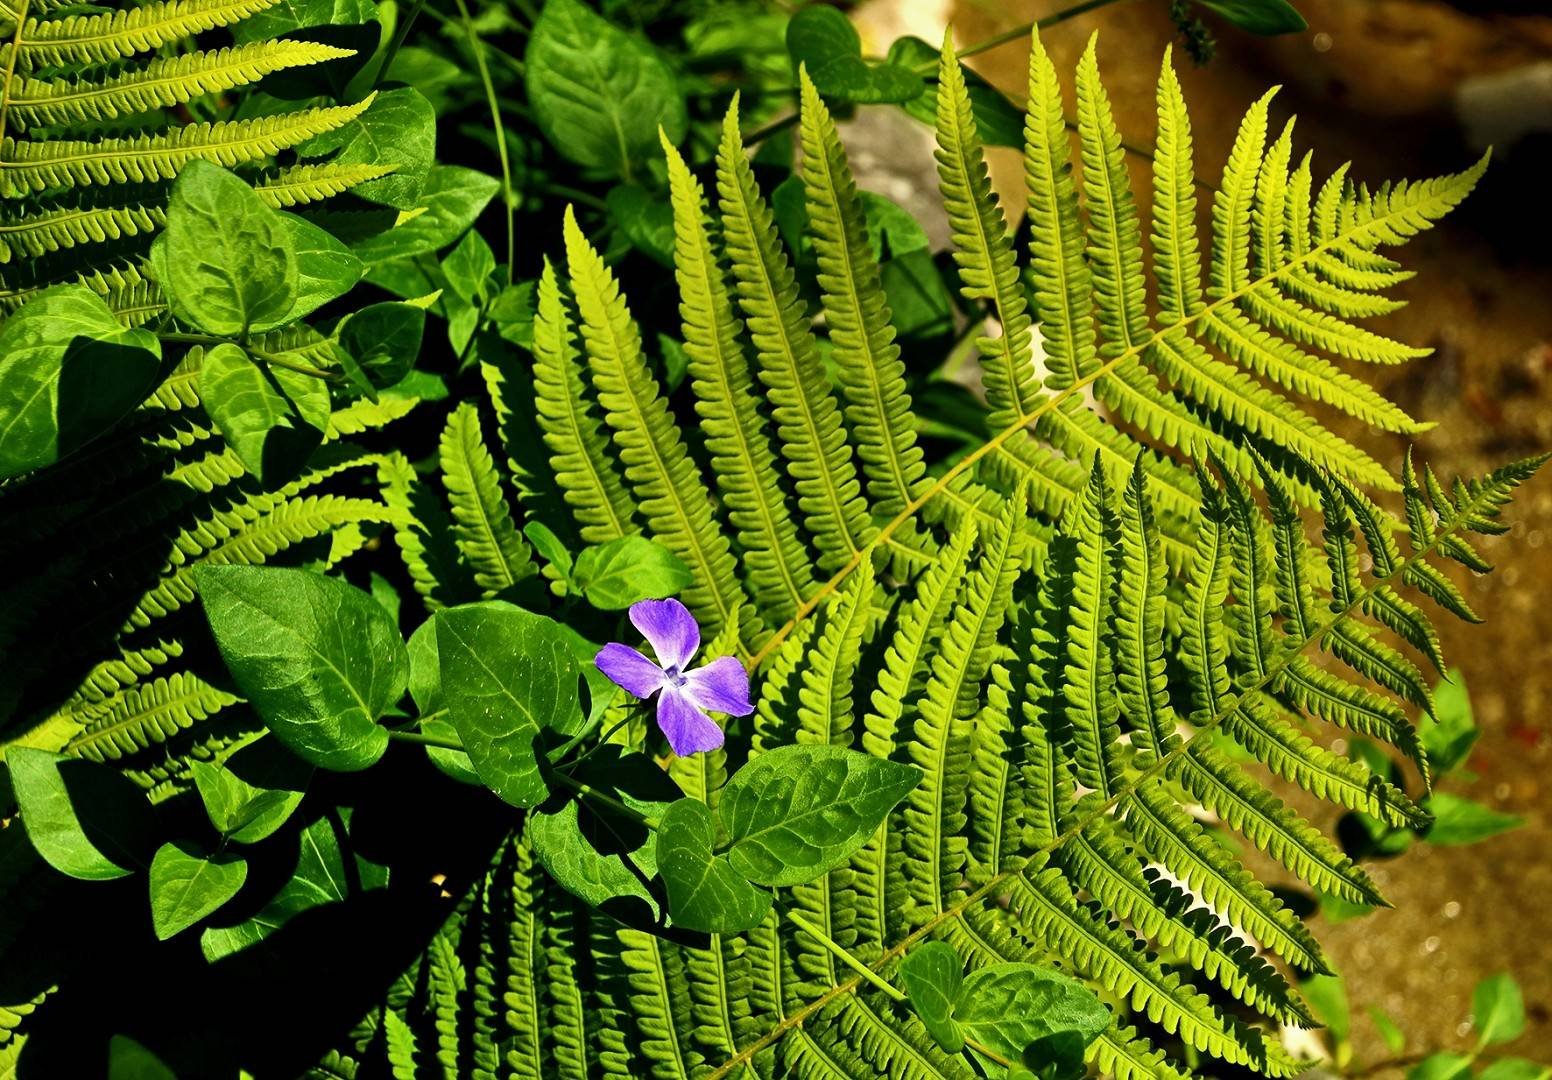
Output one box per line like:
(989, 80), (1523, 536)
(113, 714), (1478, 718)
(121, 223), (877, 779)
(683, 655), (753, 717)
(594, 643), (665, 700)
(656, 687), (724, 756)
(629, 597), (699, 670)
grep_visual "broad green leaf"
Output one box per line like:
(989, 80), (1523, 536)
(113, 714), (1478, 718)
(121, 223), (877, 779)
(351, 166), (499, 263)
(523, 520), (574, 580)
(525, 748), (679, 919)
(489, 281), (537, 349)
(657, 798), (771, 933)
(1193, 0), (1307, 34)
(720, 744), (921, 887)
(1409, 1054), (1475, 1080)
(886, 36), (1023, 146)
(1479, 1061), (1550, 1080)
(525, 0), (687, 179)
(198, 343), (330, 486)
(7, 748), (155, 881)
(1369, 1006), (1406, 1054)
(0, 285), (162, 480)
(434, 602), (591, 808)
(299, 87), (436, 210)
(1424, 793), (1522, 846)
(606, 184), (676, 267)
(786, 5), (922, 104)
(955, 963), (1110, 1061)
(442, 230), (496, 305)
(1473, 972), (1527, 1046)
(149, 841), (248, 940)
(1420, 670), (1479, 774)
(337, 302), (426, 392)
(899, 941), (964, 1052)
(233, 0), (376, 39)
(108, 1036), (177, 1080)
(1304, 973), (1350, 1041)
(196, 565), (404, 771)
(572, 536), (692, 610)
(276, 212), (365, 324)
(160, 161), (297, 337)
(406, 619), (479, 786)
(189, 737), (311, 844)
(200, 811), (386, 961)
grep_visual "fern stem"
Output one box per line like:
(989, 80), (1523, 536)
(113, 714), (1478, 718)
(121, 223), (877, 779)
(783, 908), (905, 1003)
(0, 0), (29, 143)
(711, 473), (1517, 1078)
(450, 0), (514, 282)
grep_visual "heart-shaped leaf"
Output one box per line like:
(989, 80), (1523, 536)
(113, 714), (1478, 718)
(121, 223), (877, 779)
(721, 744), (920, 886)
(955, 963), (1110, 1060)
(899, 941), (964, 1052)
(657, 798), (771, 934)
(196, 565), (404, 771)
(7, 748), (155, 881)
(189, 738), (311, 844)
(276, 212), (365, 324)
(149, 841), (248, 940)
(572, 536), (692, 610)
(337, 301), (426, 394)
(298, 87), (436, 210)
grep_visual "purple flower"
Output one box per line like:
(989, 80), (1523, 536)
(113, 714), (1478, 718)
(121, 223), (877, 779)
(594, 598), (752, 756)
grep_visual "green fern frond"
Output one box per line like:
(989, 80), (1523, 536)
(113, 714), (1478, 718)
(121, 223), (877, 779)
(439, 401), (536, 596)
(3, 0), (284, 69)
(64, 670), (240, 762)
(0, 95), (374, 195)
(254, 162), (400, 208)
(7, 41), (355, 128)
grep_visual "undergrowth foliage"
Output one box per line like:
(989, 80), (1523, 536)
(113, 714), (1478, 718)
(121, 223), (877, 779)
(0, 6), (1541, 1079)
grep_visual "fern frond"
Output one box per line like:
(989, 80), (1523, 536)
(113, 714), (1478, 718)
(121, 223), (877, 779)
(7, 41), (354, 128)
(255, 162), (400, 208)
(0, 95), (374, 194)
(64, 671), (240, 762)
(439, 401), (536, 596)
(716, 99), (873, 573)
(4, 0), (284, 69)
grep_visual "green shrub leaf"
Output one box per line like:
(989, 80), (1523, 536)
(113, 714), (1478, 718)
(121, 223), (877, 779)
(954, 963), (1110, 1061)
(1192, 0), (1307, 34)
(786, 5), (922, 103)
(149, 841), (248, 940)
(525, 0), (687, 179)
(338, 301), (426, 392)
(160, 161), (297, 337)
(1423, 792), (1523, 847)
(189, 738), (311, 844)
(7, 748), (155, 881)
(1473, 972), (1527, 1046)
(277, 212), (365, 325)
(299, 87), (436, 210)
(433, 601), (593, 808)
(657, 798), (772, 933)
(196, 565), (404, 771)
(899, 941), (965, 1052)
(721, 744), (920, 887)
(198, 343), (331, 486)
(572, 536), (692, 610)
(0, 285), (162, 480)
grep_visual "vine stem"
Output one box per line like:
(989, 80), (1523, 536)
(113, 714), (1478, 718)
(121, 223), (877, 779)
(784, 908), (906, 1003)
(450, 0), (516, 282)
(707, 443), (1517, 1078)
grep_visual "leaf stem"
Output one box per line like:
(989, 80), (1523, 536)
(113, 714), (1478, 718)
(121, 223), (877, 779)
(783, 908), (906, 1002)
(450, 0), (516, 282)
(949, 0), (1136, 66)
(387, 729), (465, 751)
(550, 769), (659, 830)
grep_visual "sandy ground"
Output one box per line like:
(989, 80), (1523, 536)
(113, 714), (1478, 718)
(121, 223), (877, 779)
(844, 0), (1552, 1064)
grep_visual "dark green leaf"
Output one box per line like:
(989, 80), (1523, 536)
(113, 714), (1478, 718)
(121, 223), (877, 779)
(899, 941), (964, 1052)
(160, 161), (297, 336)
(337, 301), (426, 391)
(525, 0), (687, 179)
(0, 285), (161, 480)
(189, 737), (311, 844)
(955, 963), (1110, 1060)
(1192, 0), (1306, 34)
(196, 565), (405, 771)
(525, 748), (680, 918)
(1473, 972), (1526, 1046)
(406, 619), (480, 785)
(1409, 1053), (1475, 1080)
(786, 5), (923, 104)
(434, 601), (592, 808)
(572, 536), (692, 610)
(720, 744), (920, 887)
(350, 166), (500, 263)
(523, 520), (574, 580)
(276, 212), (364, 324)
(299, 87), (436, 210)
(1420, 670), (1479, 775)
(149, 840), (248, 940)
(108, 1035), (177, 1080)
(442, 230), (497, 305)
(886, 37), (1025, 147)
(657, 798), (771, 933)
(6, 748), (155, 881)
(606, 184), (676, 267)
(200, 812), (386, 961)
(198, 343), (330, 486)
(1424, 793), (1522, 846)
(232, 0), (376, 40)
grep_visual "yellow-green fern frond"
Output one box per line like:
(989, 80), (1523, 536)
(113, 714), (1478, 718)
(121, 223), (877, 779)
(3, 0), (284, 70)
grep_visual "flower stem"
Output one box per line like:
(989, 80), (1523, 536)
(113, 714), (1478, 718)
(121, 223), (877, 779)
(783, 909), (906, 1003)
